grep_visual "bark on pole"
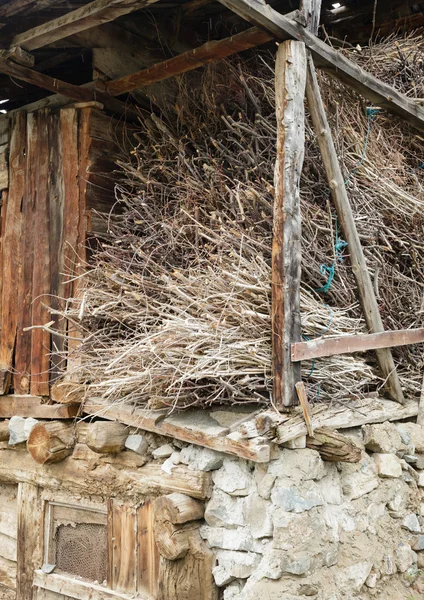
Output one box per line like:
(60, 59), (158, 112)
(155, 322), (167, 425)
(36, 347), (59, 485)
(272, 40), (306, 410)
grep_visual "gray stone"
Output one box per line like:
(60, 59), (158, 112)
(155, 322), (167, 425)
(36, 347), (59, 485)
(268, 449), (326, 484)
(244, 493), (274, 539)
(179, 445), (224, 471)
(418, 471), (424, 487)
(395, 542), (417, 572)
(402, 513), (421, 533)
(365, 572), (377, 589)
(9, 416), (38, 445)
(213, 550), (261, 584)
(318, 464), (343, 505)
(396, 423), (424, 453)
(380, 554), (396, 575)
(415, 454), (424, 469)
(373, 453), (402, 478)
(403, 454), (418, 464)
(271, 479), (323, 513)
(212, 459), (253, 496)
(256, 473), (276, 501)
(152, 444), (174, 459)
(335, 561), (373, 592)
(205, 489), (245, 528)
(339, 455), (379, 500)
(253, 549), (311, 578)
(297, 583), (319, 596)
(412, 535), (424, 551)
(124, 434), (148, 455)
(363, 422), (402, 454)
(199, 526), (266, 553)
(418, 552), (424, 569)
(387, 483), (410, 518)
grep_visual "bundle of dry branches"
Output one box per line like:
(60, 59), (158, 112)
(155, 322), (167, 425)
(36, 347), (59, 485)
(60, 34), (424, 410)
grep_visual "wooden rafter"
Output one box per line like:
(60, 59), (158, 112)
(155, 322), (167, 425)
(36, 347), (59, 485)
(292, 327), (424, 362)
(11, 0), (161, 52)
(217, 0), (424, 132)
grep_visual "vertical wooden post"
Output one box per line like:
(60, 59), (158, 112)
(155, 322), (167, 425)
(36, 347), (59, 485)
(305, 56), (404, 404)
(300, 0), (322, 34)
(16, 482), (43, 600)
(272, 40), (307, 410)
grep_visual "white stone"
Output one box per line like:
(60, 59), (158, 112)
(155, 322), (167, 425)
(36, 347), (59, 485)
(365, 572), (378, 588)
(24, 418), (38, 438)
(9, 416), (37, 445)
(252, 549), (311, 580)
(418, 472), (424, 487)
(199, 526), (265, 553)
(395, 542), (417, 572)
(124, 434), (148, 455)
(244, 493), (274, 539)
(267, 449), (326, 484)
(152, 444), (174, 459)
(271, 479), (323, 513)
(223, 580), (245, 600)
(256, 473), (276, 500)
(282, 436), (307, 449)
(339, 455), (379, 500)
(213, 550), (261, 584)
(402, 513), (421, 533)
(412, 535), (424, 551)
(335, 561), (373, 592)
(212, 459), (253, 496)
(161, 456), (177, 474)
(318, 464), (343, 505)
(363, 422), (402, 454)
(373, 453), (402, 478)
(179, 445), (224, 471)
(205, 489), (245, 528)
(380, 554), (396, 575)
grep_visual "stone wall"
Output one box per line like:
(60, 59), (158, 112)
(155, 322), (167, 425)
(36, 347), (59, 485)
(161, 421), (424, 600)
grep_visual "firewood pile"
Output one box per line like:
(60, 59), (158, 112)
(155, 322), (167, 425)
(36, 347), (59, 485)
(60, 34), (424, 410)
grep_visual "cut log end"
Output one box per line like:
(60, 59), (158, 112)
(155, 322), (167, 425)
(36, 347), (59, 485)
(27, 421), (75, 464)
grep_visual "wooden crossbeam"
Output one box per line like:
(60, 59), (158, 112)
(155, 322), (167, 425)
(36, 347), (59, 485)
(292, 328), (424, 362)
(11, 0), (160, 52)
(305, 56), (404, 403)
(217, 0), (424, 132)
(0, 396), (78, 418)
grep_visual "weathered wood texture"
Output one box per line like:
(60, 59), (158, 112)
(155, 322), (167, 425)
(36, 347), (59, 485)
(34, 571), (135, 600)
(305, 57), (404, 403)
(272, 40), (306, 409)
(300, 0), (322, 34)
(86, 421), (127, 454)
(27, 422), (76, 464)
(217, 0), (424, 132)
(0, 397), (78, 418)
(16, 482), (43, 600)
(292, 327), (424, 362)
(0, 483), (18, 591)
(306, 427), (362, 462)
(108, 500), (137, 593)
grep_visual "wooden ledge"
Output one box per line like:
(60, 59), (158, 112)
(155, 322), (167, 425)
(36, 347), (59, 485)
(0, 395), (79, 418)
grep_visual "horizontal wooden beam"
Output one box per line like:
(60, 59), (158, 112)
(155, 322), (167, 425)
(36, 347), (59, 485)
(84, 400), (273, 462)
(0, 396), (78, 418)
(292, 327), (424, 362)
(11, 0), (160, 52)
(217, 0), (424, 132)
(34, 571), (138, 600)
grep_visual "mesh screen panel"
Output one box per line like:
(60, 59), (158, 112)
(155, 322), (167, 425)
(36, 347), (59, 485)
(55, 522), (108, 583)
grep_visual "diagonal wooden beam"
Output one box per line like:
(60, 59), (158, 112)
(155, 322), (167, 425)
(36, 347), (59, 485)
(11, 0), (160, 52)
(217, 0), (424, 133)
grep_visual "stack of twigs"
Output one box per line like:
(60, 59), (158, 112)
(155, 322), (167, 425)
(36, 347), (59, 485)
(60, 34), (424, 410)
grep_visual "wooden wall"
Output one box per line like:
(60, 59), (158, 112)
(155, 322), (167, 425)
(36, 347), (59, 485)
(0, 483), (18, 595)
(0, 107), (124, 399)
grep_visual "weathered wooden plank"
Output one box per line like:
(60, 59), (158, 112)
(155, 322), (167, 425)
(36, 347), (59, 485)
(0, 484), (18, 539)
(108, 501), (137, 594)
(272, 40), (306, 409)
(0, 112), (26, 394)
(300, 0), (322, 34)
(217, 0), (424, 132)
(137, 500), (159, 598)
(84, 401), (273, 462)
(292, 327), (424, 362)
(30, 110), (51, 397)
(0, 448), (212, 500)
(14, 112), (36, 395)
(0, 556), (16, 590)
(12, 0), (161, 51)
(16, 483), (43, 600)
(0, 396), (78, 419)
(0, 118), (9, 145)
(275, 397), (418, 443)
(0, 47), (34, 68)
(0, 0), (57, 18)
(0, 533), (17, 562)
(33, 571), (138, 600)
(0, 144), (8, 190)
(305, 56), (404, 403)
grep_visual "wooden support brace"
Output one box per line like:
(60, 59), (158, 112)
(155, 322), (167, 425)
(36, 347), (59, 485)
(272, 40), (306, 410)
(305, 56), (404, 404)
(16, 483), (42, 600)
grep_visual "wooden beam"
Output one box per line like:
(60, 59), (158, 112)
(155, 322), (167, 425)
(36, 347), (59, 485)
(34, 571), (139, 600)
(0, 0), (58, 18)
(16, 483), (42, 600)
(84, 400), (273, 462)
(300, 0), (322, 35)
(292, 327), (424, 362)
(0, 396), (79, 419)
(217, 0), (424, 132)
(305, 56), (404, 404)
(11, 0), (161, 52)
(272, 40), (306, 410)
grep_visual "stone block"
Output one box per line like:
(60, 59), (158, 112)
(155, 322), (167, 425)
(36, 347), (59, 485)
(335, 561), (373, 593)
(363, 422), (402, 454)
(373, 453), (402, 478)
(213, 550), (261, 584)
(223, 580), (245, 600)
(9, 416), (38, 445)
(339, 455), (379, 500)
(415, 455), (424, 470)
(124, 434), (148, 455)
(244, 492), (274, 538)
(179, 445), (224, 471)
(253, 549), (311, 580)
(402, 513), (421, 533)
(318, 464), (343, 505)
(256, 473), (276, 500)
(412, 535), (424, 551)
(152, 444), (174, 458)
(271, 479), (324, 513)
(395, 542), (417, 572)
(205, 489), (245, 528)
(267, 449), (326, 484)
(396, 423), (424, 453)
(199, 526), (266, 553)
(212, 458), (253, 496)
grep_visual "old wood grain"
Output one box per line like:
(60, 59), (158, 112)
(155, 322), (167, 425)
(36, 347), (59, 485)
(16, 482), (43, 600)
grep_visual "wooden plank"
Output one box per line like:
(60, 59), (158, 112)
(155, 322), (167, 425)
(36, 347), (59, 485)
(137, 500), (159, 598)
(108, 501), (137, 594)
(0, 118), (9, 145)
(0, 0), (57, 18)
(84, 401), (273, 463)
(33, 571), (140, 600)
(0, 112), (26, 394)
(275, 397), (418, 443)
(12, 0), (160, 51)
(0, 396), (78, 418)
(300, 0), (322, 34)
(217, 0), (424, 132)
(272, 40), (306, 410)
(0, 533), (17, 562)
(0, 556), (16, 590)
(0, 484), (18, 539)
(14, 113), (36, 395)
(295, 381), (314, 436)
(0, 144), (8, 190)
(292, 327), (424, 362)
(16, 483), (43, 600)
(30, 110), (51, 397)
(305, 56), (404, 403)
